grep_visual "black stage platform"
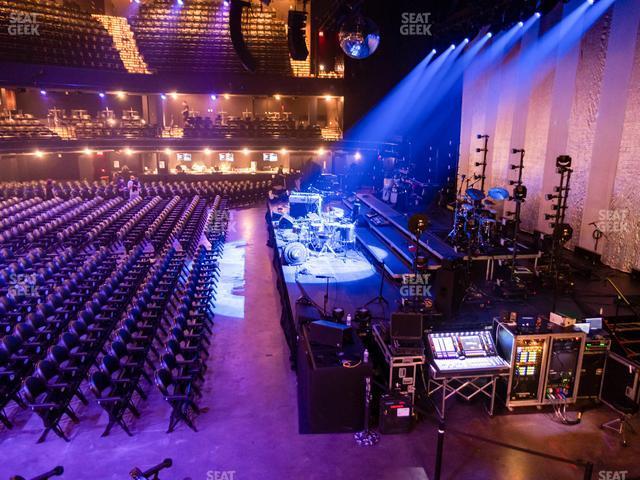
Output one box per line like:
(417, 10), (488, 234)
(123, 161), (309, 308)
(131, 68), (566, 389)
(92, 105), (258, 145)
(268, 193), (640, 362)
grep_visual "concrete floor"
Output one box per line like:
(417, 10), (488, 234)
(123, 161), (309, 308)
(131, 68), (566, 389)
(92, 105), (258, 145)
(1, 206), (639, 480)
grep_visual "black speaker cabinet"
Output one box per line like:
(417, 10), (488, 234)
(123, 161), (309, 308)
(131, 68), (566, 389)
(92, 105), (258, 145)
(229, 0), (256, 72)
(309, 320), (350, 348)
(378, 392), (413, 434)
(287, 10), (309, 60)
(297, 328), (372, 433)
(434, 264), (465, 318)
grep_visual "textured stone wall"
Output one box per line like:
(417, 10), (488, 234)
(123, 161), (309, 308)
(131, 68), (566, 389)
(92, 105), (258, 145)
(459, 0), (640, 272)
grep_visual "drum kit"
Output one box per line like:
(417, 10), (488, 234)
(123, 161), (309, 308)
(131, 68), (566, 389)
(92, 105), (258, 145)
(279, 206), (357, 263)
(447, 184), (510, 253)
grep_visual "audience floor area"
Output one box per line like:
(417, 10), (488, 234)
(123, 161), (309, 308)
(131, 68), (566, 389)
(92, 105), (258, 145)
(1, 206), (639, 480)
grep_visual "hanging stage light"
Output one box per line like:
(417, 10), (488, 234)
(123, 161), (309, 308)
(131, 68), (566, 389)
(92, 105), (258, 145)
(556, 155), (572, 168)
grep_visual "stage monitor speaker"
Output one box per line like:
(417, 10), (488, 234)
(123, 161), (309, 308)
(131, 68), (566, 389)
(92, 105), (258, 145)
(631, 268), (640, 282)
(434, 263), (465, 319)
(574, 246), (601, 265)
(229, 0), (257, 72)
(287, 10), (309, 60)
(309, 320), (350, 348)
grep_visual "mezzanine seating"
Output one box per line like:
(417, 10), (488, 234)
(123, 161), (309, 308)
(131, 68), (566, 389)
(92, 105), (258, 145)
(130, 0), (291, 75)
(0, 0), (125, 71)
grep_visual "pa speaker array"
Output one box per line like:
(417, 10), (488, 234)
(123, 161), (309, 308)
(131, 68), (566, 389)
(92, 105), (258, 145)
(229, 0), (257, 73)
(288, 10), (309, 61)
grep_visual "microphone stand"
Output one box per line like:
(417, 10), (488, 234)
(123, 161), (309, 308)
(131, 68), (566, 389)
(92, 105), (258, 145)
(354, 376), (380, 446)
(130, 459), (173, 480)
(365, 260), (389, 309)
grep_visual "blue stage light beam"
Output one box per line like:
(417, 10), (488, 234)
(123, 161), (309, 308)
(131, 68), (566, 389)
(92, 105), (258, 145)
(416, 31), (493, 115)
(398, 39), (476, 128)
(347, 48), (450, 141)
(503, 0), (602, 82)
(345, 49), (436, 141)
(466, 13), (540, 82)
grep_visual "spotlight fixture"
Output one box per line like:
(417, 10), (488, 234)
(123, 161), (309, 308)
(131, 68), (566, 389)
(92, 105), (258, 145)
(463, 38), (469, 43)
(319, 31), (324, 37)
(354, 151), (362, 160)
(274, 94), (281, 100)
(319, 64), (325, 71)
(242, 148), (250, 155)
(431, 49), (436, 54)
(39, 90), (47, 95)
(116, 91), (125, 99)
(450, 44), (455, 49)
(224, 94), (230, 99)
(554, 223), (573, 243)
(177, 0), (184, 5)
(513, 184), (528, 201)
(160, 94), (167, 100)
(486, 32), (493, 38)
(203, 148), (212, 155)
(223, 0), (229, 6)
(556, 155), (572, 168)
(518, 21), (524, 27)
(124, 148), (133, 156)
(164, 148), (173, 155)
(83, 148), (93, 155)
(98, 92), (105, 98)
(587, 0), (594, 4)
(210, 94), (217, 100)
(317, 148), (326, 155)
(280, 148), (288, 155)
(34, 150), (44, 158)
(170, 92), (178, 100)
(324, 95), (332, 101)
(535, 12), (541, 18)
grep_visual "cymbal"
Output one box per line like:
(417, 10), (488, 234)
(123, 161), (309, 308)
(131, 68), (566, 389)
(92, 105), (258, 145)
(465, 188), (485, 202)
(488, 187), (509, 201)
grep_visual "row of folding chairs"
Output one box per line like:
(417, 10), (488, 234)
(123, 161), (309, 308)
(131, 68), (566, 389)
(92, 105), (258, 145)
(174, 196), (209, 257)
(0, 247), (93, 331)
(155, 246), (221, 433)
(91, 246), (186, 436)
(19, 246), (153, 442)
(0, 246), (122, 432)
(205, 197), (230, 247)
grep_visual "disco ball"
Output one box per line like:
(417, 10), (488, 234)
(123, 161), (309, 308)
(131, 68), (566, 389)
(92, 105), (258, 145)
(339, 14), (380, 60)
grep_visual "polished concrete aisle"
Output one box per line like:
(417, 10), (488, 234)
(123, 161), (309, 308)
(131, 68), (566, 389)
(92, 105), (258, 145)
(1, 206), (639, 480)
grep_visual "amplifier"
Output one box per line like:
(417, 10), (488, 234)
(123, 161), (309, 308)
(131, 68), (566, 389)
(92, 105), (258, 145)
(578, 338), (610, 399)
(309, 320), (350, 348)
(378, 392), (413, 434)
(289, 192), (322, 218)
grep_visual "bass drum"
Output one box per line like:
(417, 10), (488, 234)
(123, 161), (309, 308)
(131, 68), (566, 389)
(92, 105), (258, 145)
(283, 242), (309, 266)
